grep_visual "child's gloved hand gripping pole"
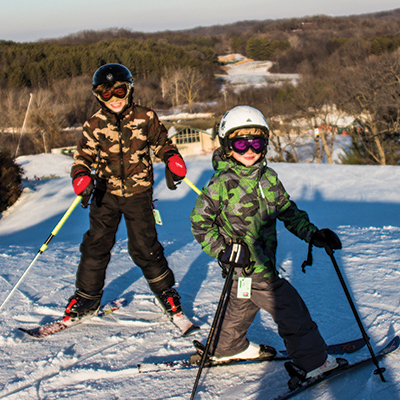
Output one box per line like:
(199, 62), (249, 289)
(0, 195), (82, 312)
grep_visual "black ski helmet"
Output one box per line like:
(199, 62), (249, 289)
(92, 63), (134, 88)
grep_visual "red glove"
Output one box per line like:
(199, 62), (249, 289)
(165, 152), (187, 179)
(164, 151), (187, 190)
(72, 170), (93, 195)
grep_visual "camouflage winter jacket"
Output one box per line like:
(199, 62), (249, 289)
(71, 103), (176, 196)
(190, 148), (318, 279)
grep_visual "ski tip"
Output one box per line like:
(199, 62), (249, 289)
(112, 297), (127, 306)
(18, 327), (43, 339)
(182, 325), (200, 337)
(383, 335), (400, 352)
(18, 327), (32, 335)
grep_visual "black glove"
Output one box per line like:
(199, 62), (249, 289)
(311, 229), (342, 250)
(218, 241), (252, 270)
(164, 150), (187, 190)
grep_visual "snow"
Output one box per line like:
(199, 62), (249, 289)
(1, 153), (400, 400)
(217, 56), (300, 91)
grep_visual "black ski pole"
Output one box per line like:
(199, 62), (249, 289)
(190, 263), (235, 400)
(325, 246), (386, 382)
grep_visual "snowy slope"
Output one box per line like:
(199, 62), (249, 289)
(1, 153), (400, 400)
(217, 56), (300, 91)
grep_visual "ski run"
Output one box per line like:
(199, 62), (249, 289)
(1, 152), (400, 399)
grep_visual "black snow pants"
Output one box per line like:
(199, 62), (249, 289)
(211, 276), (327, 372)
(75, 190), (175, 294)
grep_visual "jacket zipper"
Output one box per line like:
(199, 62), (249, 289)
(116, 117), (126, 196)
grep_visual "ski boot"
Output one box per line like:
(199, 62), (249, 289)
(155, 288), (199, 336)
(285, 355), (348, 390)
(155, 288), (183, 318)
(64, 289), (103, 322)
(190, 340), (276, 366)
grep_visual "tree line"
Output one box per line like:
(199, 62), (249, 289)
(0, 38), (220, 88)
(1, 24), (400, 89)
(0, 9), (399, 165)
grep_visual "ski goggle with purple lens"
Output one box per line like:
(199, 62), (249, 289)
(229, 136), (267, 155)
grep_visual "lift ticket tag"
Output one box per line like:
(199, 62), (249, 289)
(237, 277), (252, 299)
(153, 209), (162, 225)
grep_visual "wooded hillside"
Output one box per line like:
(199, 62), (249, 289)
(0, 9), (399, 165)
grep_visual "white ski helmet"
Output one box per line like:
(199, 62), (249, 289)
(219, 106), (269, 140)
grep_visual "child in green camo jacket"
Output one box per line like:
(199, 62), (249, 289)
(190, 105), (345, 382)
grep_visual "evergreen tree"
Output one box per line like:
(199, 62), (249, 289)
(0, 151), (23, 213)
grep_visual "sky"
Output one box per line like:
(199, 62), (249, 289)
(1, 0), (399, 42)
(1, 151), (400, 399)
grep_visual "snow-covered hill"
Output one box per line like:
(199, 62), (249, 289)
(217, 55), (300, 91)
(1, 153), (400, 399)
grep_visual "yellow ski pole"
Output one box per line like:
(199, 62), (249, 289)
(0, 195), (82, 312)
(183, 177), (201, 195)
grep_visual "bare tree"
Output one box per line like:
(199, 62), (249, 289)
(161, 67), (182, 112)
(52, 77), (98, 125)
(0, 88), (31, 156)
(177, 67), (203, 113)
(334, 51), (400, 165)
(161, 66), (204, 113)
(268, 120), (301, 163)
(290, 74), (344, 164)
(28, 89), (66, 153)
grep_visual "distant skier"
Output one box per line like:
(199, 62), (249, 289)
(190, 105), (346, 384)
(65, 63), (192, 333)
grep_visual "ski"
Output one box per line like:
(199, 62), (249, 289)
(153, 295), (199, 337)
(18, 297), (127, 338)
(272, 335), (399, 400)
(171, 312), (200, 336)
(137, 337), (366, 373)
(279, 337), (365, 357)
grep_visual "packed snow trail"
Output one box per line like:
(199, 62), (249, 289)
(1, 154), (400, 399)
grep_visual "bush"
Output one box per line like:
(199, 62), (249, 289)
(0, 151), (23, 213)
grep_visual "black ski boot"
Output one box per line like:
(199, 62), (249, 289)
(189, 340), (209, 365)
(64, 289), (103, 322)
(285, 356), (348, 391)
(155, 288), (183, 318)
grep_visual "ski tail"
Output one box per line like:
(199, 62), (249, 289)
(18, 297), (126, 338)
(272, 335), (399, 400)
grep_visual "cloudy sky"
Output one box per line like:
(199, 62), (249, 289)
(1, 0), (399, 42)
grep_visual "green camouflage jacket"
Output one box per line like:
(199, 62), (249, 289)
(71, 103), (176, 196)
(190, 148), (318, 279)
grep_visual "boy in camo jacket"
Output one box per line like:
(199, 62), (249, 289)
(65, 64), (189, 326)
(190, 106), (345, 382)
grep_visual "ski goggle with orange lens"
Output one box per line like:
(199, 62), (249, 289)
(229, 136), (267, 154)
(96, 83), (130, 103)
